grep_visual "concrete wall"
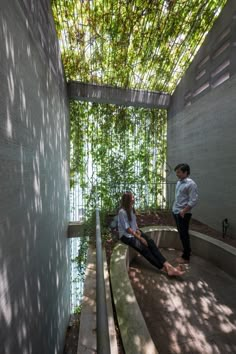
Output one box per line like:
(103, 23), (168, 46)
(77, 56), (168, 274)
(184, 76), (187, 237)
(0, 1), (70, 353)
(167, 0), (236, 237)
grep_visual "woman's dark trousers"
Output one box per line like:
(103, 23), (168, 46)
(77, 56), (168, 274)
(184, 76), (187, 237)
(120, 231), (166, 270)
(173, 213), (192, 260)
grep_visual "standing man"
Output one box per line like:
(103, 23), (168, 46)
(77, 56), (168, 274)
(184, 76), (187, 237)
(172, 163), (198, 264)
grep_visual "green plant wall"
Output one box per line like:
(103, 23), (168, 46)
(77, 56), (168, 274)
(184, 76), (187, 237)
(70, 101), (167, 212)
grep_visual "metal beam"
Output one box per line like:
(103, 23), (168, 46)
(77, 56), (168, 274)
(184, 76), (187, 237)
(67, 81), (170, 109)
(96, 207), (111, 354)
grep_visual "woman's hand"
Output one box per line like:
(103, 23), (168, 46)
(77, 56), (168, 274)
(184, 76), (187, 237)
(134, 231), (148, 247)
(139, 237), (148, 247)
(127, 228), (148, 247)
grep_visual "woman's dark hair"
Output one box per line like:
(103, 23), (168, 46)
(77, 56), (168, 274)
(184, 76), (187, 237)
(174, 163), (190, 175)
(120, 191), (135, 221)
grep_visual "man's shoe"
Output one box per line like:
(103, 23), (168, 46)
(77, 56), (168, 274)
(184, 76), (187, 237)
(175, 257), (190, 264)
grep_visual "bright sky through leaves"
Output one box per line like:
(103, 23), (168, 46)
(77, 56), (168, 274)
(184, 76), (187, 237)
(52, 0), (226, 93)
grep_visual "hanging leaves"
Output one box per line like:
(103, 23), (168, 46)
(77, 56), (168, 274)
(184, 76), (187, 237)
(70, 101), (167, 211)
(52, 0), (226, 92)
(52, 0), (226, 212)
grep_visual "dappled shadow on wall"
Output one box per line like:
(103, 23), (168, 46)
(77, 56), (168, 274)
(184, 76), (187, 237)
(0, 2), (70, 354)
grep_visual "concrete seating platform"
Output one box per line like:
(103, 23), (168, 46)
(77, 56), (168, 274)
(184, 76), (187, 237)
(110, 226), (236, 354)
(130, 249), (236, 354)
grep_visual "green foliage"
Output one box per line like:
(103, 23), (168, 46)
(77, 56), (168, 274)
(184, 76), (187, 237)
(74, 304), (82, 315)
(52, 0), (226, 93)
(72, 237), (89, 280)
(70, 101), (167, 212)
(52, 0), (226, 211)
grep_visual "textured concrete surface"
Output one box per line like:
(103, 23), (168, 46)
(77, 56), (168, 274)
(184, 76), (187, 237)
(167, 0), (236, 237)
(110, 243), (158, 354)
(111, 227), (236, 354)
(67, 222), (84, 238)
(77, 245), (118, 354)
(140, 226), (236, 279)
(129, 249), (236, 354)
(77, 246), (97, 354)
(0, 1), (70, 353)
(68, 81), (170, 109)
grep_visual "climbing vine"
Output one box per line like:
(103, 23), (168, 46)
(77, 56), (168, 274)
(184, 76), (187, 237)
(51, 0), (226, 212)
(52, 0), (226, 92)
(70, 101), (167, 213)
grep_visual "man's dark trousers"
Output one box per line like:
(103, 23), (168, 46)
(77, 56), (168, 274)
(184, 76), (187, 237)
(173, 213), (192, 260)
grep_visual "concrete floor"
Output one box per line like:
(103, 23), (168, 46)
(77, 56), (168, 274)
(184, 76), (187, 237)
(128, 249), (236, 354)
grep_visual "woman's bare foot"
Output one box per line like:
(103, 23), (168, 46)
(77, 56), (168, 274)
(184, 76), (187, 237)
(168, 266), (185, 277)
(176, 264), (186, 272)
(163, 263), (185, 277)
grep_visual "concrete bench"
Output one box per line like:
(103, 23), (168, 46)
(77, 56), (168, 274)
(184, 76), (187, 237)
(141, 226), (236, 279)
(110, 226), (236, 354)
(110, 242), (158, 354)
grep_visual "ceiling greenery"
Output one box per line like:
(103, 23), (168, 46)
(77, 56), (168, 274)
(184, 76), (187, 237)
(52, 0), (226, 93)
(52, 1), (226, 215)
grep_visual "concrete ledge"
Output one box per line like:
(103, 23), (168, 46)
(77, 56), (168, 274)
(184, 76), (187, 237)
(77, 246), (97, 354)
(142, 226), (236, 278)
(110, 243), (158, 354)
(110, 226), (236, 354)
(67, 81), (170, 109)
(67, 222), (84, 238)
(190, 230), (236, 279)
(141, 225), (182, 249)
(77, 245), (118, 354)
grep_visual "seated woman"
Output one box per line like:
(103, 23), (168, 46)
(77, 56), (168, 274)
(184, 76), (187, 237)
(118, 192), (185, 277)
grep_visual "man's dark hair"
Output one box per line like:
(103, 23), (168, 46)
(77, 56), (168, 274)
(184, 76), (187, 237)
(174, 163), (190, 175)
